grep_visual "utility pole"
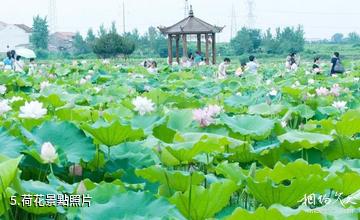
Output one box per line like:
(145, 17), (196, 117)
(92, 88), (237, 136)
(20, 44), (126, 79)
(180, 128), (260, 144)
(230, 4), (238, 39)
(247, 0), (256, 29)
(184, 0), (189, 17)
(122, 0), (126, 34)
(49, 0), (57, 33)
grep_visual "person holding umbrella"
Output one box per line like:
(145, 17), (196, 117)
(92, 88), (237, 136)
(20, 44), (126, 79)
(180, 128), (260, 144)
(15, 48), (37, 73)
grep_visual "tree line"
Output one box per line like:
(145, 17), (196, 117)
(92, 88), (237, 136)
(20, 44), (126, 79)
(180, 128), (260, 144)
(29, 15), (360, 59)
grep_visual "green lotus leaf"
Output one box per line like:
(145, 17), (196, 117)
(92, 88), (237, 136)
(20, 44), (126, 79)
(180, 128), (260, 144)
(165, 133), (246, 163)
(323, 137), (360, 160)
(292, 104), (315, 119)
(336, 109), (360, 137)
(23, 121), (95, 163)
(167, 110), (193, 132)
(248, 103), (284, 116)
(169, 180), (238, 220)
(224, 95), (254, 108)
(82, 120), (145, 147)
(0, 128), (25, 158)
(247, 160), (334, 207)
(226, 206), (324, 220)
(15, 180), (59, 215)
(221, 114), (275, 140)
(78, 191), (184, 220)
(136, 165), (205, 193)
(0, 156), (22, 194)
(215, 162), (247, 186)
(153, 121), (177, 143)
(278, 130), (333, 151)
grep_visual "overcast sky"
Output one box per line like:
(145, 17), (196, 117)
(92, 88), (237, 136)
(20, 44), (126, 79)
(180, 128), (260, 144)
(1, 0), (360, 42)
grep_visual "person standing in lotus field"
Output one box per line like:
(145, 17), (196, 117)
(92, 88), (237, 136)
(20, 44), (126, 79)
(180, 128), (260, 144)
(330, 52), (345, 75)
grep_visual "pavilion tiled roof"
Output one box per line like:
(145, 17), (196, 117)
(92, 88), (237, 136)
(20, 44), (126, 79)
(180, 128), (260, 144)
(159, 7), (224, 35)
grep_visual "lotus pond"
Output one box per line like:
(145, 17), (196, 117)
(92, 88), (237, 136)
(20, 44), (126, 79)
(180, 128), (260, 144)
(0, 60), (360, 219)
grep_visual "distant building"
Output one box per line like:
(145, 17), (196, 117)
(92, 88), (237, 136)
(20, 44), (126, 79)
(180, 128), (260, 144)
(49, 32), (76, 52)
(0, 21), (32, 52)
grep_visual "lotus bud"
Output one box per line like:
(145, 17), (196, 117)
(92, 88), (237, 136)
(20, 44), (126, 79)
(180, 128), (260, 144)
(40, 142), (58, 164)
(69, 164), (83, 176)
(76, 181), (87, 194)
(249, 163), (256, 178)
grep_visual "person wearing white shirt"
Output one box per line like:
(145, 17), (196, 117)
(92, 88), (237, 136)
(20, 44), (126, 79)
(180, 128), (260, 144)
(14, 56), (24, 72)
(246, 55), (259, 74)
(217, 58), (231, 79)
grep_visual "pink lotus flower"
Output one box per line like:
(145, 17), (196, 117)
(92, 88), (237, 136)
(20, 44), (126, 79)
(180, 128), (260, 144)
(193, 105), (223, 127)
(316, 87), (329, 96)
(330, 84), (341, 97)
(205, 105), (222, 117)
(192, 109), (214, 127)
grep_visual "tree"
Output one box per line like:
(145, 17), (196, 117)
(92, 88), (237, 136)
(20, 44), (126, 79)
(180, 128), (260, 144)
(347, 32), (360, 43)
(73, 32), (91, 55)
(86, 28), (96, 49)
(30, 15), (49, 50)
(261, 28), (280, 54)
(122, 37), (136, 59)
(230, 28), (262, 55)
(277, 26), (305, 53)
(110, 21), (117, 34)
(98, 24), (107, 37)
(331, 33), (344, 43)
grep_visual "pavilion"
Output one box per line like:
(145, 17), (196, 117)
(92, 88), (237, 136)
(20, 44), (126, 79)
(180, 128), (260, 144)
(158, 6), (224, 65)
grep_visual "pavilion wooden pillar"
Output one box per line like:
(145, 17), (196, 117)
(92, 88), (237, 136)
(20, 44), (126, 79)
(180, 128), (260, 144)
(168, 34), (173, 65)
(182, 34), (188, 58)
(212, 33), (216, 64)
(197, 34), (202, 53)
(205, 34), (210, 65)
(175, 35), (180, 64)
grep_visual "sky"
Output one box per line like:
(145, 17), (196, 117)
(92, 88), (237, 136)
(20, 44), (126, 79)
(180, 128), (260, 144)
(1, 0), (360, 42)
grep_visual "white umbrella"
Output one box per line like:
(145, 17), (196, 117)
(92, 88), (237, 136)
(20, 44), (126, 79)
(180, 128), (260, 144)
(16, 48), (36, 59)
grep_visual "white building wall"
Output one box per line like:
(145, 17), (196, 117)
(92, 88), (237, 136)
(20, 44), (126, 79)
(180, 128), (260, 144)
(0, 25), (30, 52)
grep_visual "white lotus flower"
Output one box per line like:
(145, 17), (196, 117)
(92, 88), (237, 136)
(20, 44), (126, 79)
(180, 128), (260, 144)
(132, 96), (155, 116)
(0, 85), (7, 95)
(40, 142), (58, 164)
(332, 101), (348, 111)
(354, 77), (359, 82)
(81, 60), (87, 65)
(9, 96), (23, 103)
(19, 101), (47, 119)
(40, 81), (51, 92)
(85, 75), (92, 81)
(269, 88), (278, 97)
(102, 59), (110, 64)
(316, 87), (329, 96)
(0, 100), (11, 115)
(79, 78), (87, 85)
(281, 121), (287, 128)
(308, 79), (315, 85)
